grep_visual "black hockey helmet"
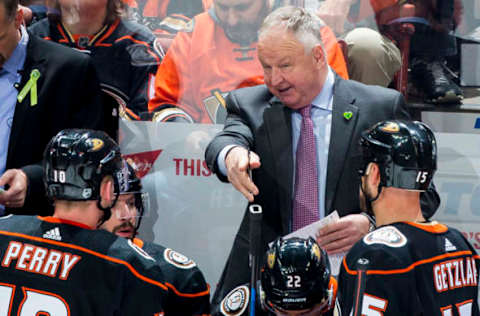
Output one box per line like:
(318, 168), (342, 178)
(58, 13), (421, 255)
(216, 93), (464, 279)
(260, 237), (332, 312)
(115, 159), (149, 231)
(358, 120), (437, 191)
(43, 129), (126, 219)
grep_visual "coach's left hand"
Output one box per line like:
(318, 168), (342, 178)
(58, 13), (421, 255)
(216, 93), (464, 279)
(316, 214), (369, 254)
(0, 169), (28, 208)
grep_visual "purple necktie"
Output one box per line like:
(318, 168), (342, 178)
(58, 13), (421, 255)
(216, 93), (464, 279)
(292, 105), (319, 231)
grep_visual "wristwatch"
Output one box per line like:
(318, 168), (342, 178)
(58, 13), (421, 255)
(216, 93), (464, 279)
(361, 212), (377, 233)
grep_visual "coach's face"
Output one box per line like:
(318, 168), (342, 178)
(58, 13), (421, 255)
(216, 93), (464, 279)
(258, 27), (327, 110)
(0, 4), (22, 68)
(214, 0), (268, 45)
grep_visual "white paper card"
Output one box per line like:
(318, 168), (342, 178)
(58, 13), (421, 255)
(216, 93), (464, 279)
(272, 211), (346, 276)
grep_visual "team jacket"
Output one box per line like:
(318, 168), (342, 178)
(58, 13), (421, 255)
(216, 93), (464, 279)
(29, 18), (161, 121)
(0, 215), (166, 315)
(147, 10), (349, 124)
(338, 221), (480, 316)
(213, 282), (339, 316)
(133, 237), (211, 316)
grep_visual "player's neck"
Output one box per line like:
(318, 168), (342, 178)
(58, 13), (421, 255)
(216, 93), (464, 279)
(60, 6), (108, 35)
(373, 188), (424, 226)
(53, 201), (101, 229)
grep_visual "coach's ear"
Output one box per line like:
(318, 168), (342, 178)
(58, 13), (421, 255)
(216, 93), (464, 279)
(312, 43), (327, 68)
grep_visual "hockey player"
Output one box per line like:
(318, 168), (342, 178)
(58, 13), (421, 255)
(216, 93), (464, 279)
(101, 160), (211, 316)
(30, 0), (161, 121)
(0, 129), (166, 315)
(147, 0), (348, 124)
(215, 237), (338, 316)
(339, 120), (480, 315)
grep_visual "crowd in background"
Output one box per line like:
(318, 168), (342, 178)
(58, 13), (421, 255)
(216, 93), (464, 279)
(1, 0), (480, 315)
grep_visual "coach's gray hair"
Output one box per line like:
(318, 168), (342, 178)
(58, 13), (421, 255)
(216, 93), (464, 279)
(258, 6), (326, 54)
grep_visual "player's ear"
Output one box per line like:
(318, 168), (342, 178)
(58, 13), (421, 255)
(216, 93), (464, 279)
(367, 163), (381, 187)
(365, 163), (373, 175)
(99, 176), (114, 208)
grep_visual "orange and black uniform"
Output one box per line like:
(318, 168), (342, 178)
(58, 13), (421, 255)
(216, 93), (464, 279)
(148, 9), (349, 124)
(29, 18), (160, 121)
(0, 216), (166, 315)
(133, 238), (211, 316)
(339, 222), (480, 315)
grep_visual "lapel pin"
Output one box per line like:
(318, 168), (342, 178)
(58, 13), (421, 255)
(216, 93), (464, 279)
(17, 69), (41, 107)
(343, 111), (353, 121)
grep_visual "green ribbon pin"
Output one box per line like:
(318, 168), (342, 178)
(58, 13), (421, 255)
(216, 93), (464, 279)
(17, 69), (41, 106)
(343, 111), (353, 121)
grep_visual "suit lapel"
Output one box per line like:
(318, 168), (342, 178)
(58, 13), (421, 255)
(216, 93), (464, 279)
(325, 77), (358, 213)
(264, 96), (293, 233)
(7, 34), (47, 167)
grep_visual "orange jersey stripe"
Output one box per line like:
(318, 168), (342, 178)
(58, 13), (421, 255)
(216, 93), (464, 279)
(343, 250), (475, 276)
(403, 221), (448, 233)
(95, 19), (120, 46)
(38, 216), (92, 230)
(165, 282), (210, 298)
(0, 230), (168, 291)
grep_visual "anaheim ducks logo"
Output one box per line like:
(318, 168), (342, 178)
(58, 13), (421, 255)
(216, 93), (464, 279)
(267, 250), (275, 269)
(163, 248), (196, 269)
(380, 122), (400, 133)
(87, 138), (104, 152)
(363, 226), (407, 248)
(220, 285), (249, 316)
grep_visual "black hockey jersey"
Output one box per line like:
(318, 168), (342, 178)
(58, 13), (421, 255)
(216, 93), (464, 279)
(134, 238), (210, 316)
(0, 215), (166, 315)
(339, 221), (480, 316)
(29, 18), (160, 121)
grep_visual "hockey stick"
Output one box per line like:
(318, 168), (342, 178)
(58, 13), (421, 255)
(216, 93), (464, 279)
(352, 258), (370, 316)
(249, 204), (263, 316)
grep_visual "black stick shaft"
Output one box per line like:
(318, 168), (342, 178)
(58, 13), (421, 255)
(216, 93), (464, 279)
(249, 204), (263, 316)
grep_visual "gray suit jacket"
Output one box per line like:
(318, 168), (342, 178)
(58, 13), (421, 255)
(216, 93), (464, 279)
(205, 76), (440, 312)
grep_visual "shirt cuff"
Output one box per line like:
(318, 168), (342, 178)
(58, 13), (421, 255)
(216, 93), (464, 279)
(217, 145), (240, 177)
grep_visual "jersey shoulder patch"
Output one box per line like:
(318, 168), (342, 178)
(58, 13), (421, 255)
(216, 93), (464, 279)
(363, 226), (407, 248)
(220, 285), (249, 316)
(163, 248), (196, 269)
